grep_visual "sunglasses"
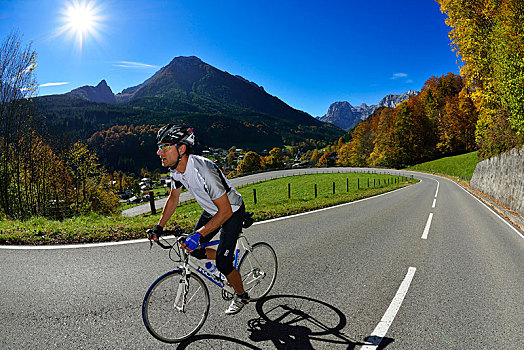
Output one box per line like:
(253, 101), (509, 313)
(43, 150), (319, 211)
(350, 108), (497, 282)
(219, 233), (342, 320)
(158, 144), (177, 152)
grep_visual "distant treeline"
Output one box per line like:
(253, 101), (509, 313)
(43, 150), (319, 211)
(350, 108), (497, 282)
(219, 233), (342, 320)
(302, 73), (478, 169)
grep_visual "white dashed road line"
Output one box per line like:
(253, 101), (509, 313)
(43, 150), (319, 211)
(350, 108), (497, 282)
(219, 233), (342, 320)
(360, 267), (417, 350)
(421, 213), (434, 240)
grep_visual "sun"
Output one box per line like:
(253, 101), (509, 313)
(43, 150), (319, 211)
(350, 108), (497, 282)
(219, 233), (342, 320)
(67, 2), (96, 32)
(56, 0), (103, 50)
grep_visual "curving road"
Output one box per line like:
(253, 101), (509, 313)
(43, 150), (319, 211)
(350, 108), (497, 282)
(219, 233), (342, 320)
(1, 171), (523, 349)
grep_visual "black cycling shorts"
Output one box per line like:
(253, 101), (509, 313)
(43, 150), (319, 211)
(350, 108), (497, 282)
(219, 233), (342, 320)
(191, 202), (245, 276)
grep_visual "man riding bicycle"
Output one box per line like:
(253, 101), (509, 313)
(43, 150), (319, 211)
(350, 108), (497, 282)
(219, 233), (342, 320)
(147, 124), (249, 314)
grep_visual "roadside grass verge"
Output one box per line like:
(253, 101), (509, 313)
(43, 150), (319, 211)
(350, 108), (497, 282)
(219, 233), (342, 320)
(0, 173), (416, 245)
(405, 151), (479, 179)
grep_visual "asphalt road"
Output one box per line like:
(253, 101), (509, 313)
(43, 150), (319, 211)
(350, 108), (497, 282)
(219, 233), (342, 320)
(1, 171), (523, 349)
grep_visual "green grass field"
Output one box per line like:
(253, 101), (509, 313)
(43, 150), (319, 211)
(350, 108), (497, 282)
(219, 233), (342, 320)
(0, 172), (415, 245)
(405, 151), (479, 179)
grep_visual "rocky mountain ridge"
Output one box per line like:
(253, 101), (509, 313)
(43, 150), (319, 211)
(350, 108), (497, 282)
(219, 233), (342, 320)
(67, 80), (117, 104)
(318, 90), (419, 130)
(67, 56), (270, 105)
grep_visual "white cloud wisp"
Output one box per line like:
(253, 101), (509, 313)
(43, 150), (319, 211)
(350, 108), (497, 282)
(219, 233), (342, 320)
(40, 82), (70, 87)
(391, 72), (408, 80)
(113, 61), (160, 69)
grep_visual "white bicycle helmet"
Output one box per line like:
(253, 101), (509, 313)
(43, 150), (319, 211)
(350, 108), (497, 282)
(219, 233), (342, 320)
(156, 124), (195, 146)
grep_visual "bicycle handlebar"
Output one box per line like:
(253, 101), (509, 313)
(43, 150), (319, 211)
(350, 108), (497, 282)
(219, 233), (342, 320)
(156, 239), (173, 250)
(149, 228), (192, 250)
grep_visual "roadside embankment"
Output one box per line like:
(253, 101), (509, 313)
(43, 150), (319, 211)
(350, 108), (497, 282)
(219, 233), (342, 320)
(470, 145), (524, 217)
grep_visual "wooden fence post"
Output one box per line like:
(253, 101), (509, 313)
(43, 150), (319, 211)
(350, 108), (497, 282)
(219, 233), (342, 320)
(253, 189), (257, 204)
(315, 184), (317, 198)
(288, 183), (291, 199)
(149, 191), (156, 215)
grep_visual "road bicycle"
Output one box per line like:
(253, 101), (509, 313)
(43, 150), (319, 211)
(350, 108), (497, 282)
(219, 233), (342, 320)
(142, 215), (278, 343)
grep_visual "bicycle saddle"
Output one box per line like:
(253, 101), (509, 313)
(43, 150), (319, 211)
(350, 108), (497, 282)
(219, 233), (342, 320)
(243, 211), (254, 228)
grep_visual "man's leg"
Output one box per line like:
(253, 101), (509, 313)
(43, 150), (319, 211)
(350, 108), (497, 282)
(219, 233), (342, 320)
(215, 203), (245, 284)
(214, 204), (248, 314)
(225, 269), (244, 294)
(205, 248), (216, 260)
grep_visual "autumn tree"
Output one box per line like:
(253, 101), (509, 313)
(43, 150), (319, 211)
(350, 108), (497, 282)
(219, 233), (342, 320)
(310, 149), (321, 166)
(316, 152), (332, 167)
(336, 144), (353, 167)
(65, 141), (118, 214)
(16, 133), (72, 218)
(263, 147), (285, 169)
(0, 31), (38, 218)
(437, 87), (478, 154)
(237, 151), (263, 174)
(226, 151), (236, 168)
(437, 0), (524, 158)
(339, 116), (376, 166)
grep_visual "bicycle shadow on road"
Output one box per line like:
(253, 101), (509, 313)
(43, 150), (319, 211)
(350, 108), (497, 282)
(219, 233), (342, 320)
(247, 294), (393, 349)
(176, 334), (262, 349)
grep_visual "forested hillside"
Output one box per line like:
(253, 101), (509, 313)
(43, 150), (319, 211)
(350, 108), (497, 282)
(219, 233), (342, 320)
(34, 56), (345, 172)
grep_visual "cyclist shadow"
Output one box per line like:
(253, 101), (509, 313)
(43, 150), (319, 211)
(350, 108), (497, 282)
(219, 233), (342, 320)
(247, 294), (394, 350)
(176, 294), (394, 349)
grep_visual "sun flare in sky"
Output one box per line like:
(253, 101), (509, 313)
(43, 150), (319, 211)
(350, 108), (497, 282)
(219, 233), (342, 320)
(55, 0), (104, 51)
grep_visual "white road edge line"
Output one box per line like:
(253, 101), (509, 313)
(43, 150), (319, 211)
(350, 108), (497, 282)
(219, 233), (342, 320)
(432, 198), (436, 209)
(421, 213), (433, 240)
(360, 267), (417, 350)
(0, 182), (418, 250)
(454, 182), (524, 240)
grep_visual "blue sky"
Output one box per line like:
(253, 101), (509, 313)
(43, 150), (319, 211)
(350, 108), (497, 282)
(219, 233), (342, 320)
(0, 0), (458, 117)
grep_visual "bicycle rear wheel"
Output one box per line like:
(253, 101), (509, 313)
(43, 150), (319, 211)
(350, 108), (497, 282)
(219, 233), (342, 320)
(238, 242), (278, 301)
(142, 270), (209, 343)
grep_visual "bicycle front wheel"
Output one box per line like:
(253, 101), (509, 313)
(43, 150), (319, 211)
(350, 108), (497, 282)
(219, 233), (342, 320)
(142, 270), (210, 343)
(238, 242), (278, 301)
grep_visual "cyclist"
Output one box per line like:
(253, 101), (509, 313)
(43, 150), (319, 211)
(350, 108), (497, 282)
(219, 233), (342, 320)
(147, 124), (249, 315)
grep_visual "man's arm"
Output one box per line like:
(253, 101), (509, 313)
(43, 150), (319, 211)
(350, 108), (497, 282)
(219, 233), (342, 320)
(181, 193), (232, 251)
(159, 187), (181, 227)
(197, 193), (233, 237)
(149, 188), (181, 242)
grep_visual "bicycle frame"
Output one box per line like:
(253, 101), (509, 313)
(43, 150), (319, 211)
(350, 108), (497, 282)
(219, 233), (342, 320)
(173, 234), (252, 297)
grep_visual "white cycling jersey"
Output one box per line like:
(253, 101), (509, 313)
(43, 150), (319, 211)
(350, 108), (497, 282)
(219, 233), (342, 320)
(170, 154), (243, 215)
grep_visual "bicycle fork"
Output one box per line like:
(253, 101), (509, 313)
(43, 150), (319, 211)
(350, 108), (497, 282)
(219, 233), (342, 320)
(174, 269), (190, 312)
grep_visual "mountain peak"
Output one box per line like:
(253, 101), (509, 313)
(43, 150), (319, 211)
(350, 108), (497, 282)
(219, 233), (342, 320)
(319, 90), (419, 130)
(167, 56), (204, 67)
(67, 80), (116, 104)
(377, 90), (418, 108)
(96, 79), (109, 88)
